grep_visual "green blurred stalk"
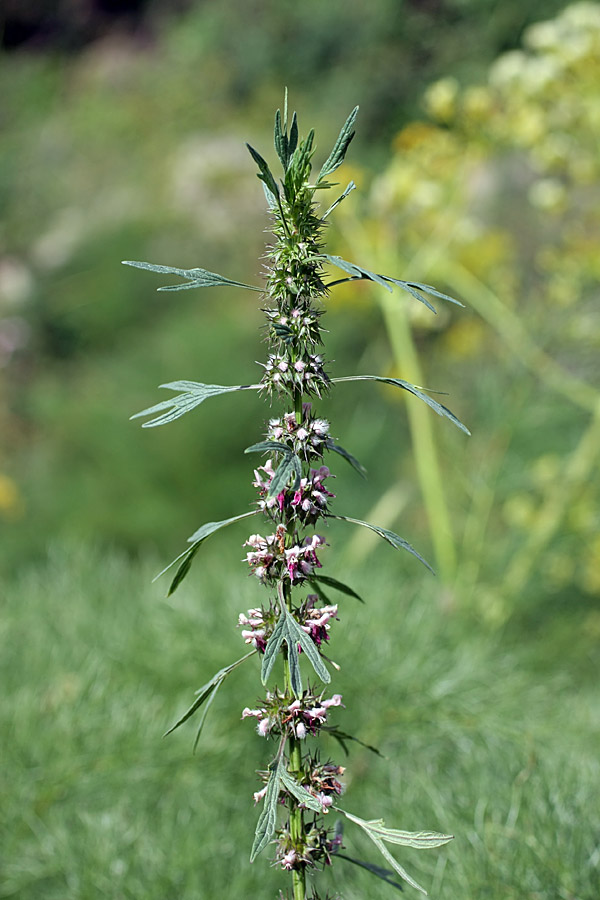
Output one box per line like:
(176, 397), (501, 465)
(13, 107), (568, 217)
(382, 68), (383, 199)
(378, 290), (457, 583)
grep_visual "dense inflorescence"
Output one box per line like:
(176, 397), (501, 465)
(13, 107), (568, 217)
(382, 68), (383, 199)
(127, 94), (462, 899)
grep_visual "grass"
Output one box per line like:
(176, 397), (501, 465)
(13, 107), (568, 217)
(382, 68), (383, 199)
(1, 541), (598, 899)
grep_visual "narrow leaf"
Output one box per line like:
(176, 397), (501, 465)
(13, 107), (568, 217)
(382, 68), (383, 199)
(325, 438), (367, 478)
(288, 111), (298, 157)
(267, 453), (302, 499)
(324, 255), (393, 292)
(246, 143), (280, 199)
(309, 574), (364, 603)
(322, 726), (383, 757)
(332, 375), (470, 435)
(261, 610), (287, 685)
(245, 440), (291, 456)
(192, 679), (223, 752)
(328, 514), (434, 574)
(164, 650), (256, 736)
(250, 760), (282, 861)
(337, 809), (452, 895)
(285, 623), (303, 697)
(279, 770), (323, 813)
(166, 542), (201, 596)
(274, 107), (288, 170)
(336, 853), (404, 892)
(317, 106), (359, 182)
(122, 259), (261, 292)
(187, 510), (259, 544)
(404, 280), (464, 308)
(284, 606), (331, 686)
(131, 381), (260, 428)
(322, 181), (356, 219)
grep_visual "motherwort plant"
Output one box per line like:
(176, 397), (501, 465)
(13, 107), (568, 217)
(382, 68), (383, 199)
(124, 96), (468, 899)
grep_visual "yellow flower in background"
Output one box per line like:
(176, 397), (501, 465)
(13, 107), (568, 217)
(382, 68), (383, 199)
(0, 474), (22, 518)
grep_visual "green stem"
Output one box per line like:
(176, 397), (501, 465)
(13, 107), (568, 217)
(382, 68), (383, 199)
(282, 579), (306, 900)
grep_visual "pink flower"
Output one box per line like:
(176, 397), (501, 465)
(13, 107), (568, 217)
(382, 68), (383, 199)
(281, 849), (297, 870)
(253, 785), (268, 804)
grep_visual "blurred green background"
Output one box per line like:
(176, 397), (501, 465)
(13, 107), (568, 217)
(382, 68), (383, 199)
(1, 1), (599, 898)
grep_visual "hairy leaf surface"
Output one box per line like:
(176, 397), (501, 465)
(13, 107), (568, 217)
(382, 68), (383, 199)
(132, 381), (260, 428)
(332, 375), (470, 435)
(122, 259), (261, 292)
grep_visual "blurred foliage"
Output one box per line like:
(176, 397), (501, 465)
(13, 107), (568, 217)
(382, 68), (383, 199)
(1, 545), (598, 897)
(0, 0), (598, 637)
(332, 2), (600, 621)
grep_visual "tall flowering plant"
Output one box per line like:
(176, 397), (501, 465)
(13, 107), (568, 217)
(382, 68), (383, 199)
(124, 96), (468, 899)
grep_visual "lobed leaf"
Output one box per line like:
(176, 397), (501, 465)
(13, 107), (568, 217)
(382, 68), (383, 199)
(261, 610), (287, 686)
(132, 381), (260, 428)
(284, 605), (331, 687)
(122, 259), (261, 293)
(153, 510), (259, 596)
(337, 809), (453, 894)
(261, 602), (330, 696)
(322, 726), (383, 757)
(250, 758), (283, 862)
(246, 143), (280, 200)
(267, 453), (302, 499)
(336, 853), (404, 892)
(321, 180), (356, 219)
(308, 574), (364, 603)
(328, 514), (434, 574)
(164, 650), (256, 737)
(317, 106), (359, 183)
(325, 438), (367, 478)
(332, 375), (470, 435)
(187, 510), (259, 544)
(279, 770), (323, 813)
(324, 254), (393, 292)
(244, 440), (291, 456)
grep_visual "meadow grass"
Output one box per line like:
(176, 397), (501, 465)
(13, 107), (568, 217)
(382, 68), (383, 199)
(1, 541), (598, 899)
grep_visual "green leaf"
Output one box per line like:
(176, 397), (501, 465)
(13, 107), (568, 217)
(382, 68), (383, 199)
(267, 453), (302, 499)
(332, 375), (470, 435)
(246, 143), (280, 200)
(337, 809), (453, 895)
(401, 280), (464, 308)
(279, 769), (323, 813)
(131, 381), (260, 428)
(261, 601), (331, 697)
(308, 574), (364, 603)
(187, 510), (259, 544)
(250, 758), (283, 862)
(324, 254), (393, 292)
(336, 853), (405, 892)
(261, 609), (287, 686)
(161, 542), (202, 596)
(284, 605), (331, 686)
(288, 111), (298, 157)
(153, 511), (258, 596)
(322, 726), (383, 757)
(244, 440), (292, 456)
(322, 181), (356, 219)
(317, 106), (359, 183)
(274, 107), (288, 170)
(325, 438), (367, 478)
(164, 650), (256, 738)
(328, 514), (434, 574)
(321, 258), (464, 312)
(122, 259), (261, 293)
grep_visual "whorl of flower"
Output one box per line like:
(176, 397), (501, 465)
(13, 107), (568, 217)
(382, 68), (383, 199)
(244, 530), (327, 584)
(267, 405), (330, 459)
(265, 306), (323, 349)
(260, 352), (329, 399)
(241, 689), (344, 740)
